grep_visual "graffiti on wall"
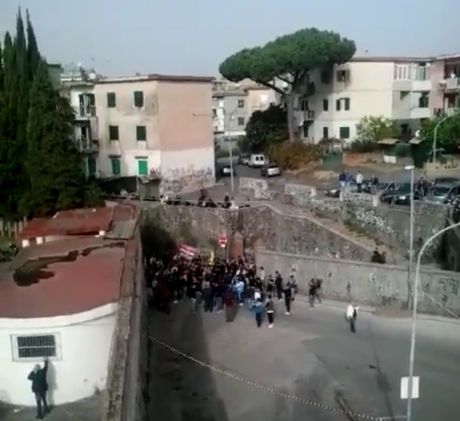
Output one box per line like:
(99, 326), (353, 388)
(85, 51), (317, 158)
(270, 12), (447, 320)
(354, 208), (394, 235)
(239, 177), (269, 199)
(370, 271), (400, 299)
(438, 277), (460, 304)
(284, 183), (316, 207)
(340, 192), (378, 207)
(161, 166), (214, 195)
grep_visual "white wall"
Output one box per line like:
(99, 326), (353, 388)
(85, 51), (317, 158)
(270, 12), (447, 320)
(0, 303), (117, 406)
(161, 147), (215, 179)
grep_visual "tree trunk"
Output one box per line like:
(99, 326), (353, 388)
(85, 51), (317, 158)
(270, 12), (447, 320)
(285, 92), (295, 142)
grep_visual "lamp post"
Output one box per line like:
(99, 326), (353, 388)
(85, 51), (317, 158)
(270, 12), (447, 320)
(405, 165), (415, 308)
(406, 220), (460, 421)
(225, 107), (239, 193)
(432, 110), (460, 163)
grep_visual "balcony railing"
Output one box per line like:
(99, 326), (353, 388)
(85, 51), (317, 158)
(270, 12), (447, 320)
(76, 137), (99, 153)
(74, 105), (97, 118)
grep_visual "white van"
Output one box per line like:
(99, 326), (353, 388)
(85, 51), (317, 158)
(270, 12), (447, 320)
(248, 154), (266, 168)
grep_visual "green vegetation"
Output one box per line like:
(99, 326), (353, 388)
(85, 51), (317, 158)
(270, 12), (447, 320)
(0, 9), (102, 220)
(420, 110), (460, 154)
(219, 28), (356, 142)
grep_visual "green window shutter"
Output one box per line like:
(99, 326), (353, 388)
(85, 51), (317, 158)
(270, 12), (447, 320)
(137, 159), (148, 176)
(133, 91), (144, 107)
(109, 125), (119, 140)
(110, 157), (121, 176)
(136, 125), (147, 141)
(107, 93), (116, 108)
(88, 157), (97, 176)
(339, 126), (350, 139)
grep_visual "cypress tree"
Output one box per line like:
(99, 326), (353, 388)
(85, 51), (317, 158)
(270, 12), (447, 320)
(26, 61), (86, 216)
(26, 10), (40, 78)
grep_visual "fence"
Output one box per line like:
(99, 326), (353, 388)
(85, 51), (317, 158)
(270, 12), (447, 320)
(0, 218), (27, 239)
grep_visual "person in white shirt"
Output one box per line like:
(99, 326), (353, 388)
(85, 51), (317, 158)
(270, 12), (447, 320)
(356, 171), (363, 193)
(346, 303), (359, 333)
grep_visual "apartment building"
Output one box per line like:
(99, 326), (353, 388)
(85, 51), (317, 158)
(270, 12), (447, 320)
(430, 53), (460, 115)
(65, 70), (216, 194)
(293, 56), (434, 143)
(212, 79), (277, 142)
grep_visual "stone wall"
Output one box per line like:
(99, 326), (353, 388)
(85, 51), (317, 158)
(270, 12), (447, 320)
(305, 199), (448, 263)
(146, 203), (374, 261)
(256, 250), (460, 316)
(103, 227), (149, 421)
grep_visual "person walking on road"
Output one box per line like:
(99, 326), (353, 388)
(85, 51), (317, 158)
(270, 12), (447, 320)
(251, 297), (264, 328)
(283, 278), (293, 315)
(346, 303), (359, 333)
(265, 295), (275, 328)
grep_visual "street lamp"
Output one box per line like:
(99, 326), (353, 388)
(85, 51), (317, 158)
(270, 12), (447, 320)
(225, 107), (240, 193)
(405, 165), (415, 305)
(432, 110), (460, 163)
(406, 220), (460, 421)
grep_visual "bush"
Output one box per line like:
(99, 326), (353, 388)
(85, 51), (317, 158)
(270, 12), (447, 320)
(267, 141), (322, 170)
(215, 147), (239, 159)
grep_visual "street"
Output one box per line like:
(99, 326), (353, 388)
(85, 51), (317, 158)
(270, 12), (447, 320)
(148, 299), (460, 421)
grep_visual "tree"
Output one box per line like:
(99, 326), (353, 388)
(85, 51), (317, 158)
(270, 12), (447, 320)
(219, 29), (356, 142)
(356, 115), (397, 142)
(419, 111), (460, 154)
(25, 61), (86, 216)
(245, 104), (288, 152)
(26, 10), (40, 78)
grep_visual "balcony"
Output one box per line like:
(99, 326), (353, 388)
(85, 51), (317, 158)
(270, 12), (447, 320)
(74, 105), (96, 119)
(439, 77), (460, 92)
(76, 137), (99, 153)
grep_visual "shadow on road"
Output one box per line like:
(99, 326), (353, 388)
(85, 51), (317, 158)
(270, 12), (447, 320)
(148, 304), (229, 421)
(368, 321), (396, 421)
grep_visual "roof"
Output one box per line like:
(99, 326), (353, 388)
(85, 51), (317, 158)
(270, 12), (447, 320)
(96, 74), (214, 84)
(20, 205), (135, 240)
(351, 56), (433, 63)
(0, 237), (129, 318)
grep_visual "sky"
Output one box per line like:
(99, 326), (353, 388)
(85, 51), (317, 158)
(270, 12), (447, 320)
(0, 0), (457, 77)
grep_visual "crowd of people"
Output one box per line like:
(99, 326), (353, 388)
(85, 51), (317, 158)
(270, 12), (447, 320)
(146, 254), (326, 329)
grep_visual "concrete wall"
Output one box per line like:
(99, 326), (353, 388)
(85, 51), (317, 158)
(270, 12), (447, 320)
(146, 203), (374, 261)
(256, 250), (460, 316)
(103, 227), (149, 421)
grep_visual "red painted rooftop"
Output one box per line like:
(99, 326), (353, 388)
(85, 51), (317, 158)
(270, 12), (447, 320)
(20, 205), (135, 240)
(0, 237), (129, 318)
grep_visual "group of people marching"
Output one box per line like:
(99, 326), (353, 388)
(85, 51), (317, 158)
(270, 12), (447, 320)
(146, 253), (331, 329)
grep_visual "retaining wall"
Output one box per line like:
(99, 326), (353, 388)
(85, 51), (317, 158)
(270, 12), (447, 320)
(256, 249), (460, 316)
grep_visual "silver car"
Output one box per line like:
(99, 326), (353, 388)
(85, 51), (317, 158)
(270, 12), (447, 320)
(425, 183), (460, 204)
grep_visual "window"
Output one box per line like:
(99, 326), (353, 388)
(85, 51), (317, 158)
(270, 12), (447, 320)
(336, 70), (349, 82)
(109, 125), (119, 141)
(322, 99), (329, 111)
(237, 117), (245, 126)
(237, 99), (245, 108)
(322, 127), (329, 138)
(339, 126), (350, 139)
(418, 93), (429, 108)
(88, 157), (97, 176)
(320, 71), (331, 84)
(133, 91), (144, 108)
(137, 158), (148, 176)
(336, 98), (350, 111)
(110, 156), (121, 176)
(107, 92), (116, 108)
(12, 335), (58, 360)
(400, 91), (410, 100)
(136, 125), (147, 141)
(300, 99), (309, 111)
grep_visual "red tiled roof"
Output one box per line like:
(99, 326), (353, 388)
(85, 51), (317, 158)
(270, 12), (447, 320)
(0, 238), (126, 318)
(20, 207), (115, 240)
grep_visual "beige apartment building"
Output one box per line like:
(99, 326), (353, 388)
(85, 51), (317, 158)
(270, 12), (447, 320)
(71, 73), (215, 194)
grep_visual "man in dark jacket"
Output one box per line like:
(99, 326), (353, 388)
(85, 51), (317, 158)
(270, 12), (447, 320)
(28, 358), (49, 419)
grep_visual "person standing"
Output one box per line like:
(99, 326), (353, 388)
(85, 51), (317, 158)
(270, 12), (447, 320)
(223, 288), (235, 322)
(202, 281), (213, 312)
(275, 271), (283, 301)
(28, 358), (49, 419)
(251, 298), (264, 328)
(356, 170), (363, 193)
(308, 278), (317, 309)
(346, 303), (359, 333)
(283, 278), (293, 315)
(265, 295), (275, 328)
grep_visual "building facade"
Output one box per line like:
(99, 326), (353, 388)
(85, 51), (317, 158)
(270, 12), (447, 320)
(65, 72), (216, 195)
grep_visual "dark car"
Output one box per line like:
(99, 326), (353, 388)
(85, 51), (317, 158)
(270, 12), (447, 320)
(433, 177), (460, 186)
(238, 154), (250, 165)
(380, 183), (420, 205)
(260, 163), (281, 177)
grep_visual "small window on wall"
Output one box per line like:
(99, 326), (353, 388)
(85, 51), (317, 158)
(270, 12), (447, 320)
(110, 156), (121, 176)
(133, 91), (144, 108)
(109, 125), (119, 141)
(137, 158), (148, 176)
(107, 92), (116, 108)
(339, 126), (350, 139)
(11, 334), (60, 361)
(136, 126), (147, 141)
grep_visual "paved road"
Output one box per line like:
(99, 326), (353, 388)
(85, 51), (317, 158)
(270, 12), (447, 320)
(148, 299), (460, 421)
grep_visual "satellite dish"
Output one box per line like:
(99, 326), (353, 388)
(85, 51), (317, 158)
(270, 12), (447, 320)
(415, 129), (421, 139)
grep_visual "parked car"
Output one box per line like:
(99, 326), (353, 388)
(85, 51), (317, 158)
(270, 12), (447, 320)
(260, 163), (281, 177)
(219, 164), (236, 177)
(380, 183), (420, 205)
(248, 154), (266, 168)
(238, 154), (250, 165)
(425, 183), (460, 204)
(433, 177), (460, 186)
